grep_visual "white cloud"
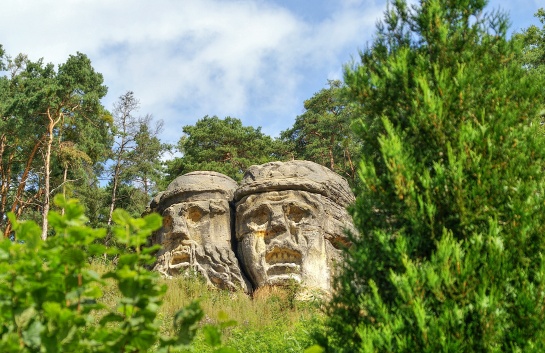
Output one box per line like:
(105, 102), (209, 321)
(2, 0), (385, 142)
(1, 0), (539, 143)
(0, 0), (383, 141)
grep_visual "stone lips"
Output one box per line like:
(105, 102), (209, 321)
(234, 160), (354, 207)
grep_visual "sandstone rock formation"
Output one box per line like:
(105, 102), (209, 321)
(147, 171), (251, 293)
(234, 160), (355, 295)
(148, 161), (356, 296)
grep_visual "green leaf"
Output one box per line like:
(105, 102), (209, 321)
(0, 243), (9, 260)
(173, 300), (204, 345)
(214, 347), (239, 353)
(42, 301), (62, 317)
(87, 243), (107, 255)
(99, 313), (125, 325)
(304, 345), (324, 353)
(10, 214), (41, 250)
(22, 319), (44, 348)
(143, 212), (162, 232)
(62, 248), (86, 265)
(117, 254), (139, 268)
(203, 325), (222, 347)
(131, 331), (157, 350)
(83, 285), (103, 299)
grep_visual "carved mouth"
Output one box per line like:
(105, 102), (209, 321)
(265, 247), (302, 283)
(169, 245), (192, 269)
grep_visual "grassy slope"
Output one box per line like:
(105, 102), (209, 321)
(92, 260), (323, 352)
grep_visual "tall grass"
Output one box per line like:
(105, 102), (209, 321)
(90, 259), (323, 352)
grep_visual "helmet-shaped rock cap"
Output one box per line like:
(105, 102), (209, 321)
(156, 171), (238, 212)
(234, 160), (354, 207)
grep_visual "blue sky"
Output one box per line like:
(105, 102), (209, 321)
(1, 0), (542, 147)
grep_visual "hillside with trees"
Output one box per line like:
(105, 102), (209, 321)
(1, 0), (545, 351)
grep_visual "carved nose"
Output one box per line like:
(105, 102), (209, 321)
(267, 212), (288, 237)
(169, 218), (190, 241)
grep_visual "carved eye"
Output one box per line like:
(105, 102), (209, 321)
(249, 206), (269, 226)
(163, 215), (173, 228)
(286, 204), (308, 223)
(186, 206), (203, 223)
(209, 201), (227, 215)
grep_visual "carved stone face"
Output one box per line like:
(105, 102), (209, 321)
(150, 171), (250, 292)
(158, 198), (232, 274)
(236, 190), (335, 291)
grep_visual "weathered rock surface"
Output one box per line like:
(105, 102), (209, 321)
(234, 160), (355, 295)
(148, 161), (356, 296)
(148, 171), (251, 293)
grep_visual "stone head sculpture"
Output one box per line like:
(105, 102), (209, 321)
(148, 171), (251, 292)
(234, 160), (355, 294)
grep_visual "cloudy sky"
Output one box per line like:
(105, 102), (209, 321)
(1, 0), (542, 145)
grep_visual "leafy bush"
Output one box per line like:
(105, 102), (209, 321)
(0, 195), (234, 352)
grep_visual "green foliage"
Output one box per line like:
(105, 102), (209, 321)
(0, 195), (233, 352)
(0, 50), (111, 236)
(281, 80), (359, 185)
(224, 318), (320, 353)
(126, 119), (169, 195)
(103, 182), (150, 220)
(166, 116), (290, 182)
(516, 8), (545, 77)
(0, 44), (5, 70)
(515, 8), (545, 131)
(152, 273), (322, 353)
(104, 92), (168, 225)
(323, 0), (545, 351)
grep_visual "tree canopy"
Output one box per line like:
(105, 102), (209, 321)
(517, 8), (545, 78)
(322, 0), (545, 351)
(166, 116), (290, 182)
(281, 80), (359, 185)
(0, 52), (110, 239)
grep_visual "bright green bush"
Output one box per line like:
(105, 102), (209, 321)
(322, 0), (545, 352)
(0, 195), (234, 352)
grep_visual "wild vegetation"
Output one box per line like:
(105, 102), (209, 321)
(1, 0), (545, 351)
(321, 1), (545, 352)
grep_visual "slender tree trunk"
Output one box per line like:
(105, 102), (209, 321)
(107, 162), (121, 226)
(329, 135), (335, 171)
(41, 122), (54, 240)
(143, 176), (149, 196)
(41, 110), (62, 241)
(0, 155), (12, 228)
(345, 148), (356, 181)
(3, 138), (42, 238)
(0, 134), (10, 227)
(61, 165), (68, 216)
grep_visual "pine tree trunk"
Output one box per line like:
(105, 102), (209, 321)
(61, 166), (68, 216)
(107, 163), (121, 226)
(329, 135), (335, 171)
(41, 122), (54, 241)
(0, 134), (9, 229)
(3, 138), (42, 238)
(41, 110), (62, 241)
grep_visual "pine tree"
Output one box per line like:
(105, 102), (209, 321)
(281, 80), (359, 185)
(323, 0), (545, 351)
(166, 116), (289, 182)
